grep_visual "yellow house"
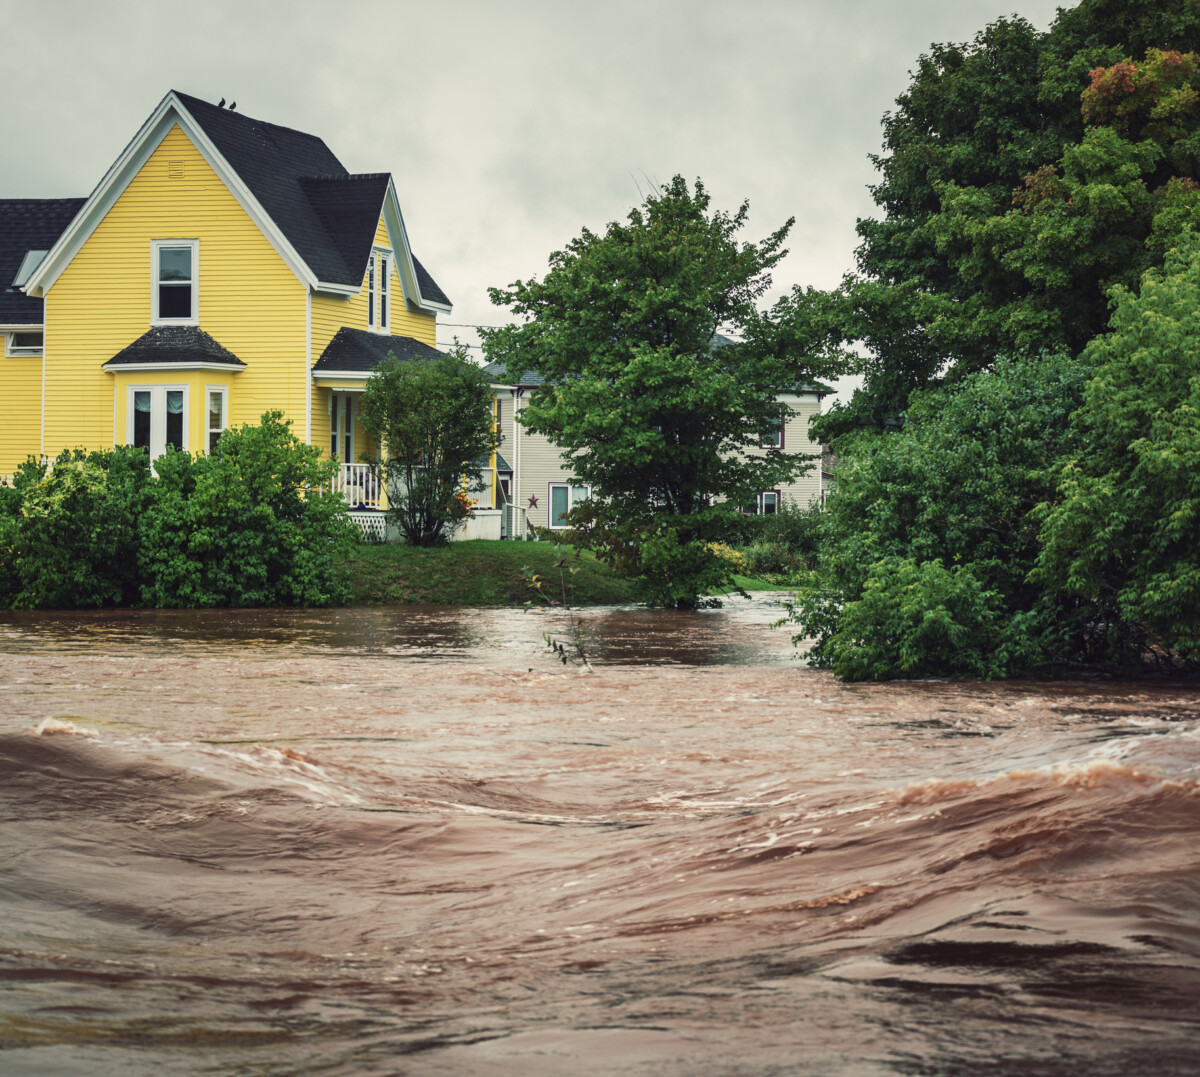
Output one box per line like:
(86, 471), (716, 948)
(2, 90), (451, 533)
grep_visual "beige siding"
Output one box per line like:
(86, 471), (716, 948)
(493, 385), (823, 532)
(43, 124), (306, 457)
(741, 392), (823, 508)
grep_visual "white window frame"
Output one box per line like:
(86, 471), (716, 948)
(4, 330), (43, 357)
(377, 250), (390, 332)
(151, 239), (199, 326)
(548, 481), (589, 529)
(205, 384), (228, 454)
(741, 490), (782, 516)
(127, 383), (189, 461)
(367, 248), (392, 332)
(329, 391), (355, 464)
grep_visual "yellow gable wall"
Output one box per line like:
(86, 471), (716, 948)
(43, 124), (306, 459)
(310, 210), (437, 459)
(0, 352), (44, 476)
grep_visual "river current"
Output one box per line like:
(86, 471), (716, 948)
(1, 597), (1199, 1075)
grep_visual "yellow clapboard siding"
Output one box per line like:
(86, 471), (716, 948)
(308, 210), (437, 461)
(42, 124), (306, 458)
(0, 355), (45, 475)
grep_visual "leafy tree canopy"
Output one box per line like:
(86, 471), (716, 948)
(1035, 231), (1200, 666)
(483, 176), (850, 607)
(359, 349), (498, 547)
(822, 0), (1200, 439)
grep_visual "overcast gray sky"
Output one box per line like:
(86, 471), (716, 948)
(5, 0), (1068, 398)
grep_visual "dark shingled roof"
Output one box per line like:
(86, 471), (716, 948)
(412, 255), (451, 308)
(495, 451), (512, 473)
(102, 325), (245, 368)
(175, 92), (450, 304)
(0, 199), (85, 324)
(483, 362), (545, 387)
(313, 327), (443, 374)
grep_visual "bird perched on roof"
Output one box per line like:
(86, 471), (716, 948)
(217, 97), (225, 107)
(229, 102), (237, 111)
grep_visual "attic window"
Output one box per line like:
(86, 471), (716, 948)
(12, 249), (47, 288)
(152, 240), (198, 325)
(367, 249), (390, 332)
(6, 330), (43, 357)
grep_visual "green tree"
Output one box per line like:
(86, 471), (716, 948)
(1035, 233), (1200, 669)
(819, 0), (1200, 440)
(358, 349), (498, 547)
(483, 176), (848, 608)
(788, 352), (1090, 680)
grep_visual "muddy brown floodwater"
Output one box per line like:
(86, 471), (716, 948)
(2, 597), (1200, 1076)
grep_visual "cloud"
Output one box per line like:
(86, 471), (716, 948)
(3, 0), (1068, 395)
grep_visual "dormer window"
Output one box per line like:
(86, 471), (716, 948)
(152, 240), (198, 324)
(5, 330), (43, 357)
(367, 249), (390, 332)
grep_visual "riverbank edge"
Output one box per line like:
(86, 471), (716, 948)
(338, 541), (790, 607)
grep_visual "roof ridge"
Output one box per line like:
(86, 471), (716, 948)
(301, 173), (391, 183)
(171, 90), (334, 149)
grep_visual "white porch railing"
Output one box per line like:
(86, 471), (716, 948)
(330, 463), (381, 509)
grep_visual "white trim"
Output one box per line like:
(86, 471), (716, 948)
(40, 325), (46, 458)
(313, 280), (360, 298)
(151, 238), (199, 326)
(305, 289), (312, 445)
(24, 92), (317, 297)
(311, 369), (374, 382)
(0, 323), (44, 332)
(103, 361), (244, 372)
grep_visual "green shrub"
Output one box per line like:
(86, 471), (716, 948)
(741, 540), (802, 579)
(8, 446), (151, 609)
(137, 413), (356, 607)
(797, 557), (1043, 682)
(785, 352), (1090, 679)
(0, 413), (356, 610)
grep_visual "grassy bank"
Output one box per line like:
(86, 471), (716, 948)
(340, 540), (638, 606)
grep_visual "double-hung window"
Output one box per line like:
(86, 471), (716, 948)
(367, 249), (391, 332)
(549, 482), (589, 528)
(152, 240), (198, 324)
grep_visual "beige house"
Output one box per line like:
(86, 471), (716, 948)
(485, 364), (825, 539)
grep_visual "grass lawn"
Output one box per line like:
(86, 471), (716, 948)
(339, 540), (637, 606)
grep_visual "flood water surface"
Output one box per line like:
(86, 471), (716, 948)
(2, 599), (1199, 1075)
